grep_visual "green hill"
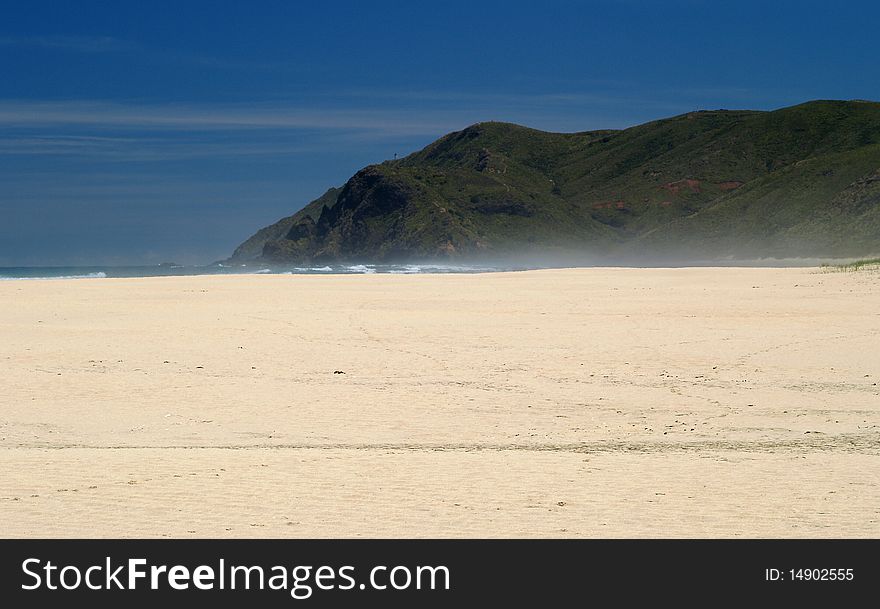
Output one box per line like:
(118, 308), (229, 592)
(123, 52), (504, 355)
(230, 100), (880, 264)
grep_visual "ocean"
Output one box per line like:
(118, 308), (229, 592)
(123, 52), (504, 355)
(0, 263), (516, 280)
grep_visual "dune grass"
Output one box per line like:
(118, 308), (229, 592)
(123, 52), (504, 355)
(822, 258), (880, 272)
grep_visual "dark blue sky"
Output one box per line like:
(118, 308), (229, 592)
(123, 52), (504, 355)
(2, 0), (878, 265)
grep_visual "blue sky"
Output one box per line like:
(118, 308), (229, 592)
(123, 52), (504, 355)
(2, 0), (878, 265)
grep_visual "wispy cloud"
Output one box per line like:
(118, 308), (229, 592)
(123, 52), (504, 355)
(0, 89), (750, 163)
(332, 84), (767, 111)
(0, 92), (676, 144)
(0, 100), (466, 135)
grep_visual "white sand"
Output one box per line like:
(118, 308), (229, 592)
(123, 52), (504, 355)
(1, 267), (878, 537)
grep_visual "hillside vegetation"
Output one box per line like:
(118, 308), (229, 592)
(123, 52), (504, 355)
(230, 100), (880, 264)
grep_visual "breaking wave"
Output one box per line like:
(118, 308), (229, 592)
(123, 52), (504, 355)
(0, 272), (107, 281)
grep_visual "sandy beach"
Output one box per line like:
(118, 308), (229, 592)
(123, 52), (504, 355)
(1, 267), (878, 537)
